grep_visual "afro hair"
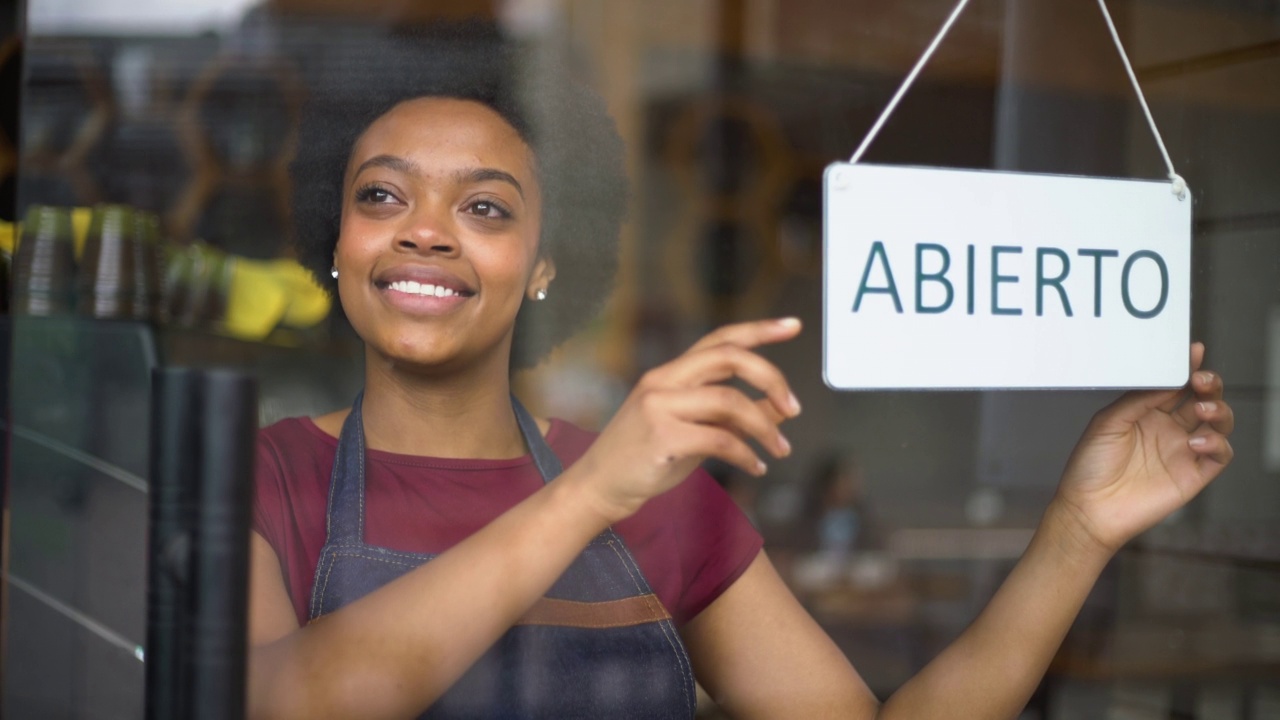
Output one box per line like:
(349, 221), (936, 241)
(290, 23), (628, 369)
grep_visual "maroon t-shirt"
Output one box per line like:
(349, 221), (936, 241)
(253, 416), (763, 627)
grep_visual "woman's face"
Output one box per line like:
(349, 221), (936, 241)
(334, 97), (551, 373)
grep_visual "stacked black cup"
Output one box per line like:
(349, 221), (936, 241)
(77, 204), (138, 319)
(131, 211), (164, 323)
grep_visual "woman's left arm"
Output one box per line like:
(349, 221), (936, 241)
(683, 550), (882, 719)
(684, 343), (1234, 719)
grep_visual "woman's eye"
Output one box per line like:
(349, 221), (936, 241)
(355, 185), (396, 204)
(468, 200), (511, 219)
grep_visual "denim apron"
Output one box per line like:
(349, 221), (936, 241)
(308, 393), (697, 719)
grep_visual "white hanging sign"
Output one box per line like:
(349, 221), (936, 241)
(822, 163), (1191, 390)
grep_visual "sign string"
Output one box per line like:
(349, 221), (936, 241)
(847, 0), (973, 167)
(1094, 0), (1186, 199)
(848, 0), (1188, 201)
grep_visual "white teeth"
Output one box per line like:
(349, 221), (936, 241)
(388, 280), (460, 297)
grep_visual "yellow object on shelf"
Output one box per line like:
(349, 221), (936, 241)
(224, 257), (332, 341)
(0, 219), (13, 255)
(6, 207), (332, 341)
(276, 261), (333, 328)
(71, 206), (92, 259)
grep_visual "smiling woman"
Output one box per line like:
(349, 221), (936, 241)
(290, 25), (627, 370)
(250, 24), (783, 719)
(334, 97), (551, 375)
(246, 20), (1236, 720)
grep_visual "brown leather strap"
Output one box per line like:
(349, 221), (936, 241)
(516, 595), (671, 629)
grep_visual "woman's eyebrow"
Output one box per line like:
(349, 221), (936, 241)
(354, 154), (420, 178)
(458, 168), (524, 199)
(353, 157), (524, 200)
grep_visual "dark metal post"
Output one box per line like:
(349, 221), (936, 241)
(188, 370), (256, 720)
(145, 368), (202, 720)
(145, 368), (256, 720)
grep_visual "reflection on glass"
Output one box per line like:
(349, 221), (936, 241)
(3, 1), (1279, 719)
(12, 204), (76, 315)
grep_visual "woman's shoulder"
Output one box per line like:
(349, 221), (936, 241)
(257, 415), (340, 471)
(261, 414), (335, 442)
(308, 408), (349, 440)
(254, 416), (338, 525)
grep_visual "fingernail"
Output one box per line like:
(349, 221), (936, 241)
(1198, 401), (1217, 413)
(778, 434), (791, 456)
(756, 459), (768, 475)
(777, 317), (801, 329)
(1189, 436), (1208, 448)
(788, 392), (802, 416)
(1196, 371), (1213, 384)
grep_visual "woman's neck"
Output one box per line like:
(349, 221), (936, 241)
(358, 345), (527, 460)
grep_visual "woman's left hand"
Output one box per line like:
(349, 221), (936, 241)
(1051, 342), (1235, 557)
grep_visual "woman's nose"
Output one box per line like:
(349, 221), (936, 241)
(395, 205), (459, 255)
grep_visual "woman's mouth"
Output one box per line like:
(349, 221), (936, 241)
(374, 272), (475, 315)
(383, 280), (466, 298)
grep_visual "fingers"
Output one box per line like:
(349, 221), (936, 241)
(1190, 341), (1205, 373)
(649, 342), (800, 421)
(1171, 369), (1233, 434)
(658, 386), (791, 460)
(664, 316), (803, 420)
(597, 317), (803, 504)
(1179, 346), (1233, 483)
(668, 423), (772, 477)
(753, 396), (788, 426)
(1190, 371), (1234, 434)
(1156, 344), (1230, 435)
(688, 317), (802, 353)
(1156, 342), (1207, 415)
(697, 424), (769, 476)
(1189, 430), (1234, 481)
(1191, 368), (1224, 404)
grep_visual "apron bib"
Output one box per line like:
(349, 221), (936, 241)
(308, 393), (697, 719)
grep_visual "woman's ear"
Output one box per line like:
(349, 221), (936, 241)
(528, 255), (557, 300)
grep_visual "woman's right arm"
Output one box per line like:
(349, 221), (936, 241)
(246, 471), (619, 720)
(245, 318), (804, 720)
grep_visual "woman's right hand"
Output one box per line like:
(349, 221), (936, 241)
(570, 317), (803, 525)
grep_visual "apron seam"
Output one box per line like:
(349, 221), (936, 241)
(315, 550), (426, 616)
(605, 538), (697, 718)
(339, 546), (433, 561)
(357, 407), (367, 541)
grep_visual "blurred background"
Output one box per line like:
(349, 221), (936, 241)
(1, 0), (1277, 717)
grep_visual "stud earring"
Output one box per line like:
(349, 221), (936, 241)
(535, 288), (548, 301)
(331, 266), (339, 279)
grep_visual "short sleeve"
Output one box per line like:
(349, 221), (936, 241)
(670, 469), (763, 624)
(248, 418), (338, 624)
(252, 431), (289, 560)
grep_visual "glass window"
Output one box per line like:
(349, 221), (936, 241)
(3, 1), (1277, 717)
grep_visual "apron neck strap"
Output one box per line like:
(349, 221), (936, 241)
(511, 394), (562, 483)
(325, 390), (368, 544)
